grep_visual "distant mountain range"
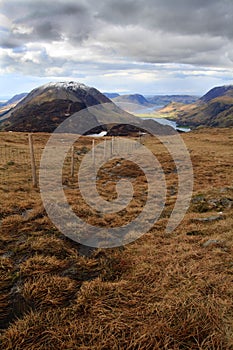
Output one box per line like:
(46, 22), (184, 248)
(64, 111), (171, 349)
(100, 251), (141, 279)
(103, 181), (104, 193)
(109, 93), (199, 107)
(112, 94), (150, 105)
(0, 82), (174, 135)
(159, 85), (233, 128)
(1, 93), (28, 106)
(109, 94), (199, 114)
(110, 94), (152, 113)
(103, 92), (120, 99)
(146, 95), (199, 105)
(1, 83), (233, 131)
(0, 93), (28, 117)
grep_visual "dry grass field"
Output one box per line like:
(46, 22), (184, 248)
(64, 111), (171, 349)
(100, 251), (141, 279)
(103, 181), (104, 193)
(0, 128), (233, 349)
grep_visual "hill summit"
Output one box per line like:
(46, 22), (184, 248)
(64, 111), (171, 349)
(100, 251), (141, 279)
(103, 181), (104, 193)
(0, 82), (111, 132)
(113, 94), (149, 105)
(200, 85), (233, 103)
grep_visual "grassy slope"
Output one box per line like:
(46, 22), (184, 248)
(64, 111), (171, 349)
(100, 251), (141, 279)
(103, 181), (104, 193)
(133, 103), (197, 121)
(157, 97), (233, 127)
(0, 130), (233, 349)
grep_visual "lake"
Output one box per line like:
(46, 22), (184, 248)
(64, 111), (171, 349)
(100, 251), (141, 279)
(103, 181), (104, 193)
(141, 117), (191, 132)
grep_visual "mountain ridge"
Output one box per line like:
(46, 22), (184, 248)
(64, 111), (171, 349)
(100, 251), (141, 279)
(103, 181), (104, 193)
(0, 81), (175, 135)
(158, 85), (233, 128)
(112, 94), (150, 106)
(146, 95), (199, 105)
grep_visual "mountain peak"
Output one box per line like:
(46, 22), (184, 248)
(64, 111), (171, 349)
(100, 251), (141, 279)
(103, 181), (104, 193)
(113, 94), (149, 105)
(0, 81), (110, 132)
(39, 81), (92, 92)
(200, 84), (233, 103)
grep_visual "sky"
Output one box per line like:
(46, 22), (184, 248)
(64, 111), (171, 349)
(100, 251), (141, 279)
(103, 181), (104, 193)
(0, 0), (233, 99)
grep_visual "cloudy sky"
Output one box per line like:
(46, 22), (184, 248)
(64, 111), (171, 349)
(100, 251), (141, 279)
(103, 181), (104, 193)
(0, 0), (233, 98)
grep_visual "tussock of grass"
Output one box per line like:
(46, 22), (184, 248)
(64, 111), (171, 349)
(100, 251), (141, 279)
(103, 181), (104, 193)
(19, 255), (70, 276)
(22, 275), (78, 309)
(1, 276), (232, 349)
(0, 129), (233, 349)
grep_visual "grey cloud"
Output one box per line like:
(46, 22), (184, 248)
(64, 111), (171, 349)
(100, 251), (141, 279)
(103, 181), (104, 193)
(1, 0), (89, 19)
(33, 22), (61, 41)
(1, 0), (93, 48)
(2, 0), (233, 41)
(1, 0), (233, 71)
(96, 0), (233, 38)
(0, 44), (67, 76)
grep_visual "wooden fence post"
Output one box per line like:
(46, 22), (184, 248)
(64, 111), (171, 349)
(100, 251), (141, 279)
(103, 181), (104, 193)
(111, 136), (114, 156)
(104, 139), (106, 160)
(28, 133), (38, 188)
(92, 139), (95, 165)
(71, 146), (75, 178)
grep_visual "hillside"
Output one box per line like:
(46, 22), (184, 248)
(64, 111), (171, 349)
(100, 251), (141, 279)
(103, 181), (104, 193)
(0, 93), (28, 110)
(146, 95), (199, 105)
(0, 93), (28, 117)
(158, 85), (233, 128)
(0, 82), (174, 135)
(111, 94), (199, 114)
(200, 85), (233, 103)
(0, 82), (110, 133)
(112, 94), (150, 105)
(0, 129), (232, 349)
(3, 93), (28, 106)
(104, 92), (120, 99)
(111, 94), (152, 113)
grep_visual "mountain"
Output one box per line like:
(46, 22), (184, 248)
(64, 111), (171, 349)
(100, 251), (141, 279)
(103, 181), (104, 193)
(200, 85), (233, 103)
(158, 85), (233, 128)
(0, 93), (28, 117)
(104, 92), (120, 99)
(112, 94), (150, 105)
(111, 94), (199, 114)
(4, 93), (28, 106)
(111, 94), (152, 113)
(0, 82), (111, 133)
(0, 81), (175, 135)
(146, 95), (199, 105)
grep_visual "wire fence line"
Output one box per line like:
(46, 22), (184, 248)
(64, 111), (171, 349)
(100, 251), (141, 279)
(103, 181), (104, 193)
(0, 134), (73, 191)
(0, 133), (143, 194)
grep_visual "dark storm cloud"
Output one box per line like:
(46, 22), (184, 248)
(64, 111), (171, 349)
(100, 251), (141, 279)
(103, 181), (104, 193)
(0, 0), (92, 48)
(1, 0), (233, 72)
(96, 0), (233, 39)
(93, 0), (233, 66)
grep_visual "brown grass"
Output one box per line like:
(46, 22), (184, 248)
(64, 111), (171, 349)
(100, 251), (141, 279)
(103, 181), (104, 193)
(0, 128), (232, 349)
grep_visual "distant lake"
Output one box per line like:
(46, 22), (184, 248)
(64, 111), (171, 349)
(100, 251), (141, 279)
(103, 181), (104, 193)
(141, 117), (191, 132)
(141, 105), (164, 112)
(131, 105), (190, 132)
(133, 105), (164, 114)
